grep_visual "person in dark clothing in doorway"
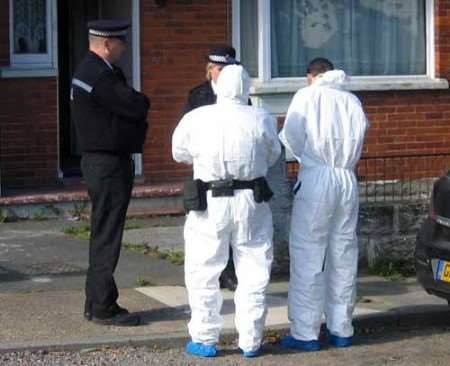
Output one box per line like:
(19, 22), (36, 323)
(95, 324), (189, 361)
(182, 45), (242, 291)
(71, 19), (150, 326)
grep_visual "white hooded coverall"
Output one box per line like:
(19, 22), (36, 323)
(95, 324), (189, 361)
(279, 70), (369, 341)
(172, 65), (281, 352)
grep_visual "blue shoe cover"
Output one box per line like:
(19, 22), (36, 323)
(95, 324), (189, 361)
(185, 341), (217, 357)
(281, 335), (320, 351)
(328, 333), (352, 348)
(241, 347), (261, 358)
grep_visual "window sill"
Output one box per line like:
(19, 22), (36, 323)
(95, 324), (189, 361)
(0, 67), (57, 78)
(250, 77), (449, 95)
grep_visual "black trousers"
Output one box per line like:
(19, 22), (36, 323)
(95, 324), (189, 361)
(221, 248), (236, 281)
(81, 152), (134, 317)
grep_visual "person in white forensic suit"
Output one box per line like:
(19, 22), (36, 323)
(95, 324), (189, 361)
(279, 58), (369, 351)
(172, 64), (281, 358)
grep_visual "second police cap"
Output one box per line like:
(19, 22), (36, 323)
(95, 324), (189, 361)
(208, 44), (239, 65)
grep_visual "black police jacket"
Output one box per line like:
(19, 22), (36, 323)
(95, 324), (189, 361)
(182, 81), (216, 116)
(182, 80), (252, 117)
(71, 51), (150, 154)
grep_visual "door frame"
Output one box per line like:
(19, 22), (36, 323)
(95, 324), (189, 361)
(131, 0), (142, 175)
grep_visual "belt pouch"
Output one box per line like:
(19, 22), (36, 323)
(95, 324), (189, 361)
(253, 177), (274, 203)
(183, 179), (207, 212)
(210, 180), (234, 197)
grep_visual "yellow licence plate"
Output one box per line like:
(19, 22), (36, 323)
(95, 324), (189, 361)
(436, 260), (450, 283)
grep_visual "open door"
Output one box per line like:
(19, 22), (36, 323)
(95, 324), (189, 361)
(58, 0), (141, 178)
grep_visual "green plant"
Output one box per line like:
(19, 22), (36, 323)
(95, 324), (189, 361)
(136, 275), (150, 286)
(123, 243), (184, 265)
(124, 243), (149, 254)
(45, 204), (61, 216)
(33, 209), (48, 221)
(0, 208), (19, 223)
(158, 249), (184, 265)
(63, 225), (91, 240)
(368, 259), (416, 279)
(71, 201), (89, 218)
(124, 221), (145, 230)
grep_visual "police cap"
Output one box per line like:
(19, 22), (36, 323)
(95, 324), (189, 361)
(207, 44), (239, 65)
(87, 19), (130, 40)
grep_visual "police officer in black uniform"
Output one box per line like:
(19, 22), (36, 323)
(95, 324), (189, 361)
(182, 45), (239, 115)
(182, 45), (242, 291)
(71, 20), (150, 326)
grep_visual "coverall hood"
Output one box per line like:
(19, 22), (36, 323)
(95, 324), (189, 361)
(216, 64), (250, 105)
(314, 69), (348, 88)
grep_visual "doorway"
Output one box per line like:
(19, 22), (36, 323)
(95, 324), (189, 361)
(58, 0), (138, 178)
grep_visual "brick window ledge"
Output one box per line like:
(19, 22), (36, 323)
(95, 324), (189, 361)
(0, 67), (57, 78)
(250, 77), (449, 95)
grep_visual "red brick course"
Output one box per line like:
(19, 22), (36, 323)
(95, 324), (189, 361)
(140, 0), (232, 182)
(0, 78), (58, 189)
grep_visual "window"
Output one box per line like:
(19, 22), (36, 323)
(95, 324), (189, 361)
(10, 0), (54, 69)
(234, 0), (433, 82)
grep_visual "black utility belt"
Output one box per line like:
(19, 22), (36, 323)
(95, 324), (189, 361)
(206, 179), (255, 197)
(183, 177), (273, 213)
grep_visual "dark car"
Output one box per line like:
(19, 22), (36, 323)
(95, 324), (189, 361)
(415, 170), (450, 306)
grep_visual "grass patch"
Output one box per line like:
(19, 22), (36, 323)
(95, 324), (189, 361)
(32, 209), (49, 221)
(157, 249), (184, 265)
(63, 225), (91, 240)
(136, 275), (151, 286)
(368, 259), (416, 279)
(123, 243), (148, 254)
(63, 220), (144, 241)
(124, 243), (184, 265)
(63, 227), (184, 266)
(0, 208), (19, 223)
(124, 221), (145, 230)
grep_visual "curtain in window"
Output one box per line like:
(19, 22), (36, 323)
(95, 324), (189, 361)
(271, 0), (426, 77)
(13, 0), (47, 54)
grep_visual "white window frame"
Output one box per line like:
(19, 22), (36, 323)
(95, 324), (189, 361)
(9, 0), (55, 69)
(232, 0), (448, 93)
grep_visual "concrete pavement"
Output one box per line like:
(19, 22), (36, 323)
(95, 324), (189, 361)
(0, 217), (449, 353)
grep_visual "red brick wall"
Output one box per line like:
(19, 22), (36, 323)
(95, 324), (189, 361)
(140, 0), (232, 182)
(436, 0), (450, 79)
(0, 78), (58, 189)
(359, 91), (450, 157)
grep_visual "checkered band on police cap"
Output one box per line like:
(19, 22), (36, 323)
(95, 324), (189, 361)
(87, 19), (130, 38)
(207, 44), (239, 65)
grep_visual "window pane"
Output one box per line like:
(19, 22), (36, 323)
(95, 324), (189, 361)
(240, 0), (258, 78)
(13, 0), (47, 54)
(271, 0), (426, 77)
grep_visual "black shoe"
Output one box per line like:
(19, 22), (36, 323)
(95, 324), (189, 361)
(91, 312), (140, 326)
(84, 301), (129, 322)
(84, 299), (92, 321)
(219, 273), (237, 291)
